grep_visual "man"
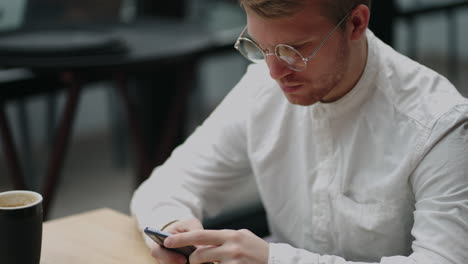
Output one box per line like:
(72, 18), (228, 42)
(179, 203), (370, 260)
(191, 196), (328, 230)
(131, 0), (468, 263)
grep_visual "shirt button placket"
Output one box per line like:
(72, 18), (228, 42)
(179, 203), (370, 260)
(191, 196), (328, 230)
(305, 109), (334, 252)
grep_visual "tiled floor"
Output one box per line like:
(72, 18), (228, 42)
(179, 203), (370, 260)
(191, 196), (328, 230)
(0, 126), (260, 221)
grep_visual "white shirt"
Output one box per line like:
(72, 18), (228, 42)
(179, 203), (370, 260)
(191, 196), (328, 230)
(131, 30), (468, 264)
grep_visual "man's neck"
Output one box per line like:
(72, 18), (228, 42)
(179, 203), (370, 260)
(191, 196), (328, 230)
(321, 36), (369, 103)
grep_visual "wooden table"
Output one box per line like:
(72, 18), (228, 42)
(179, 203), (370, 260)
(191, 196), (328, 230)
(41, 208), (156, 264)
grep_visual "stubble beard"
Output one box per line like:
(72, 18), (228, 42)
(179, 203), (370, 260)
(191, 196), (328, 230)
(287, 36), (350, 106)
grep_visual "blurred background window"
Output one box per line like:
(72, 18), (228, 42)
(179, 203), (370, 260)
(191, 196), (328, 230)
(0, 1), (27, 31)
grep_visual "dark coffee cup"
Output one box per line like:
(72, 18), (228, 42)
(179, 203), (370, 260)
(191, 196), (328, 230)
(0, 190), (43, 264)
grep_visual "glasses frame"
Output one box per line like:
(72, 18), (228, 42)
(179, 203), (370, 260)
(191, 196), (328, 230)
(234, 12), (350, 71)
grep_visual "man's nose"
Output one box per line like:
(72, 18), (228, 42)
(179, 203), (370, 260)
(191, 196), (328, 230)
(266, 55), (293, 80)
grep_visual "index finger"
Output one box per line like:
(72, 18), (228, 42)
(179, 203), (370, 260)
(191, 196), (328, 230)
(164, 230), (227, 248)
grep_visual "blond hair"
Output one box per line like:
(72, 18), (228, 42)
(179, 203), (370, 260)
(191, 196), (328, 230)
(238, 0), (304, 18)
(239, 0), (372, 23)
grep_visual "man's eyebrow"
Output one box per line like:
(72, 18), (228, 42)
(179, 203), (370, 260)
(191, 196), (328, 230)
(247, 33), (269, 50)
(284, 34), (321, 47)
(247, 32), (260, 45)
(288, 39), (312, 47)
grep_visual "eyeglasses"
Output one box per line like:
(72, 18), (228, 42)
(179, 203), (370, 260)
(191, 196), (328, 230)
(234, 13), (350, 72)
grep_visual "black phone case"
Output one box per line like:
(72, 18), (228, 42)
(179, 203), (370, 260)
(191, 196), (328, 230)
(144, 228), (196, 257)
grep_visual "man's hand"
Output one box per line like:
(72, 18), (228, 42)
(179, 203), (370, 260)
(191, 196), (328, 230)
(151, 218), (204, 264)
(164, 229), (269, 264)
(163, 218), (204, 234)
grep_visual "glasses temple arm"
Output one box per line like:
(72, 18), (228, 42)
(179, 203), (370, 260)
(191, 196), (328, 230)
(234, 26), (248, 49)
(305, 13), (350, 61)
(240, 26), (248, 38)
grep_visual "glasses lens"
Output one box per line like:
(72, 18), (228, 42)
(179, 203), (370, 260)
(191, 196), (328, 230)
(236, 39), (264, 63)
(276, 45), (306, 71)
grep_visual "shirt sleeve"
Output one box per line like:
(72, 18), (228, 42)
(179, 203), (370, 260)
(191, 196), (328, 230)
(268, 105), (468, 264)
(130, 64), (258, 247)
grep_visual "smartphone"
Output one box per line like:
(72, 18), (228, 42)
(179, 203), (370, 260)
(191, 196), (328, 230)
(144, 227), (197, 257)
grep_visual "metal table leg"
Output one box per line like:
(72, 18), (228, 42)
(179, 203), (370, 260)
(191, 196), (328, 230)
(0, 102), (27, 190)
(42, 72), (83, 218)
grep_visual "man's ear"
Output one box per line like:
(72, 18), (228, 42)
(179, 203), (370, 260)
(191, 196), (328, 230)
(349, 4), (370, 41)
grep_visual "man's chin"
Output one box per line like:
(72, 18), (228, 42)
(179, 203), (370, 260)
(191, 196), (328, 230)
(284, 93), (319, 106)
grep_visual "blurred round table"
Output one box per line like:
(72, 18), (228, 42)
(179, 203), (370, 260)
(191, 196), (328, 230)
(0, 18), (241, 218)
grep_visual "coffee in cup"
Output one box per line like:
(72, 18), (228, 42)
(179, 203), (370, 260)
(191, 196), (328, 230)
(0, 190), (43, 264)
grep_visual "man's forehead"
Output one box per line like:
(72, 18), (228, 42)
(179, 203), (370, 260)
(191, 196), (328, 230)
(243, 0), (326, 17)
(245, 7), (328, 47)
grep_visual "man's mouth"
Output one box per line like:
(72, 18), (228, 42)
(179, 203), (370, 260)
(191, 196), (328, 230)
(279, 83), (303, 93)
